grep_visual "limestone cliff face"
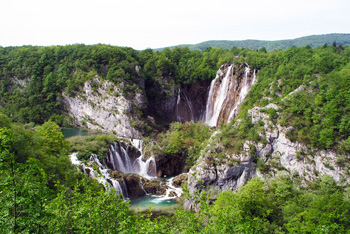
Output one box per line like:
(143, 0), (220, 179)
(185, 90), (350, 210)
(159, 63), (256, 125)
(63, 77), (145, 138)
(155, 152), (187, 177)
(146, 77), (211, 123)
(175, 80), (211, 122)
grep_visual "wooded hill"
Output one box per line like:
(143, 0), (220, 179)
(155, 33), (350, 51)
(1, 39), (350, 233)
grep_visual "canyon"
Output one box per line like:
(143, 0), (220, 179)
(67, 62), (349, 210)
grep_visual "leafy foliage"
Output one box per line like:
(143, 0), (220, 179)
(69, 134), (120, 161)
(154, 121), (211, 169)
(1, 118), (350, 233)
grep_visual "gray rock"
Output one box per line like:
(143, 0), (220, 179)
(63, 77), (144, 138)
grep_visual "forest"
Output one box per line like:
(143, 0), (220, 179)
(1, 118), (350, 233)
(156, 33), (350, 51)
(1, 41), (350, 233)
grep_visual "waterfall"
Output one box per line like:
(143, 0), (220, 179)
(69, 153), (128, 198)
(130, 139), (157, 179)
(176, 88), (182, 122)
(139, 178), (150, 196)
(204, 65), (234, 127)
(151, 176), (183, 203)
(176, 88), (194, 122)
(183, 91), (194, 120)
(70, 152), (81, 165)
(110, 178), (128, 198)
(108, 142), (135, 173)
(203, 63), (257, 127)
(105, 140), (157, 179)
(227, 66), (251, 120)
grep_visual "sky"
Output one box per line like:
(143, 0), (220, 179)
(1, 0), (349, 50)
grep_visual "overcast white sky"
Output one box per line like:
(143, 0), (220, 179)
(1, 0), (349, 50)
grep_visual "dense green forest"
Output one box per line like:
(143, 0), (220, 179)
(1, 118), (350, 233)
(156, 33), (350, 51)
(1, 42), (350, 151)
(1, 41), (350, 139)
(1, 41), (350, 232)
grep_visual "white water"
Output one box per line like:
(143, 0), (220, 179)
(227, 66), (251, 120)
(69, 138), (158, 199)
(129, 139), (157, 179)
(183, 91), (194, 120)
(158, 176), (182, 200)
(148, 176), (183, 205)
(70, 152), (81, 165)
(176, 88), (182, 122)
(205, 65), (233, 127)
(204, 64), (257, 126)
(70, 153), (128, 198)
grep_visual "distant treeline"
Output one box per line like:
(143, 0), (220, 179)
(155, 33), (350, 51)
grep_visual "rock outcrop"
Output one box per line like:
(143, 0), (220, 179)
(175, 80), (211, 122)
(155, 153), (187, 177)
(185, 97), (350, 210)
(63, 77), (145, 138)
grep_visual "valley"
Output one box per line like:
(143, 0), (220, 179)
(1, 39), (350, 232)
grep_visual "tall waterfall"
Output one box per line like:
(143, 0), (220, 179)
(227, 66), (256, 120)
(176, 88), (195, 122)
(204, 65), (233, 127)
(176, 88), (182, 122)
(203, 63), (256, 127)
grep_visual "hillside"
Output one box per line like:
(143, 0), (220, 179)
(155, 33), (350, 51)
(1, 43), (350, 232)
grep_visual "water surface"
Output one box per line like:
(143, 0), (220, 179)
(61, 128), (99, 138)
(129, 195), (178, 211)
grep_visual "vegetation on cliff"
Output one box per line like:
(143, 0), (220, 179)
(69, 134), (120, 161)
(2, 117), (350, 233)
(1, 43), (349, 147)
(1, 40), (350, 232)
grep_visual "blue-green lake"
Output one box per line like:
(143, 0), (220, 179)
(61, 128), (100, 138)
(129, 196), (178, 211)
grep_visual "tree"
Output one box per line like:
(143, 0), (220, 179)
(0, 127), (52, 233)
(34, 120), (68, 155)
(34, 121), (71, 187)
(259, 47), (267, 53)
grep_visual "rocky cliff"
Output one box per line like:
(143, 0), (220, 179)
(184, 88), (350, 210)
(175, 80), (211, 122)
(64, 63), (350, 210)
(63, 77), (145, 138)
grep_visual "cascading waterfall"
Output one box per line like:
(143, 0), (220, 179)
(203, 63), (257, 127)
(149, 176), (183, 204)
(204, 65), (234, 127)
(227, 65), (252, 120)
(129, 139), (157, 179)
(70, 138), (159, 200)
(107, 140), (157, 179)
(70, 153), (128, 198)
